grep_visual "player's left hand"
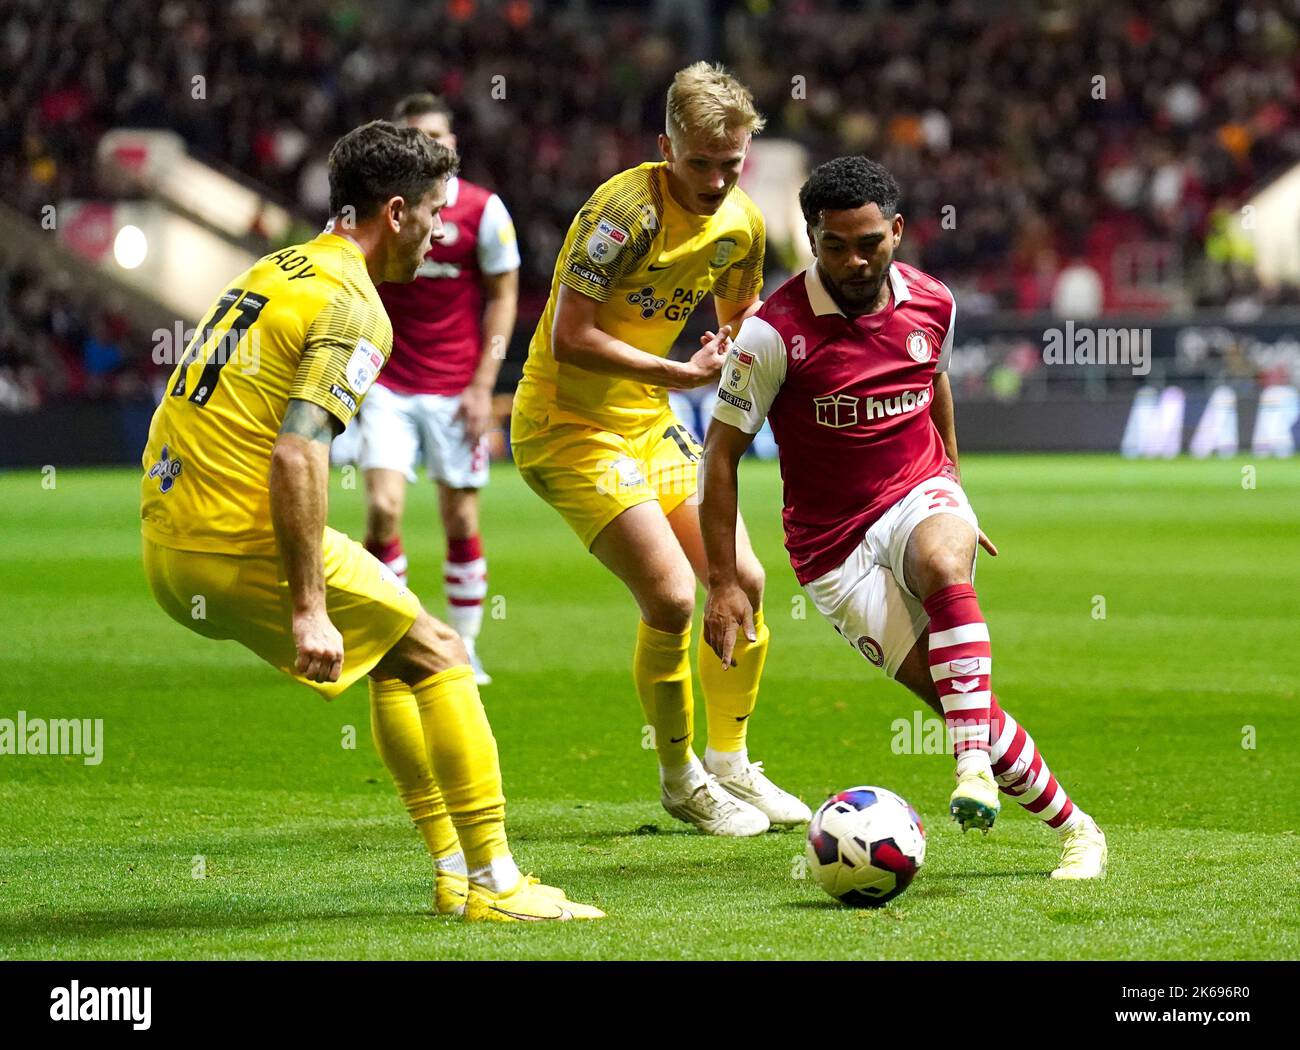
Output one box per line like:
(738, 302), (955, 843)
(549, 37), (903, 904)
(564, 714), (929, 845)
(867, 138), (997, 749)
(978, 529), (998, 557)
(703, 581), (756, 669)
(457, 385), (493, 444)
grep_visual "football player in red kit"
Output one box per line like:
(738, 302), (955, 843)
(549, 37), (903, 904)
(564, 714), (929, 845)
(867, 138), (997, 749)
(699, 156), (1107, 879)
(361, 92), (519, 685)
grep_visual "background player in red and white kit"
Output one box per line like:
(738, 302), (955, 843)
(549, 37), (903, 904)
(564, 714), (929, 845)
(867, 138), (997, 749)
(699, 156), (1107, 879)
(361, 93), (520, 684)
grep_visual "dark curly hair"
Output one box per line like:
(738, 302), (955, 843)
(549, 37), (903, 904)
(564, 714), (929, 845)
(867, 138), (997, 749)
(799, 156), (901, 226)
(327, 120), (458, 220)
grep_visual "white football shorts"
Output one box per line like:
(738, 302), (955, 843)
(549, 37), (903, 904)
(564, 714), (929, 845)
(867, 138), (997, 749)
(803, 475), (980, 679)
(359, 381), (489, 489)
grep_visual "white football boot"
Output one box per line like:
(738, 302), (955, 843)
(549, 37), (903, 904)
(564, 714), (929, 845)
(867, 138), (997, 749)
(662, 774), (770, 837)
(1051, 816), (1108, 879)
(710, 760), (811, 827)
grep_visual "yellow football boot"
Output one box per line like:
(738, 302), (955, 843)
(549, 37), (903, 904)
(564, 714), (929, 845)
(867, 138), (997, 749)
(434, 869), (470, 916)
(464, 875), (605, 922)
(437, 871), (576, 915)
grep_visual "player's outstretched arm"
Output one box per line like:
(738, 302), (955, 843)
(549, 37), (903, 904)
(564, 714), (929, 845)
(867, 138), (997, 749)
(270, 399), (345, 684)
(714, 293), (762, 331)
(700, 419), (758, 667)
(552, 284), (728, 390)
(931, 372), (997, 557)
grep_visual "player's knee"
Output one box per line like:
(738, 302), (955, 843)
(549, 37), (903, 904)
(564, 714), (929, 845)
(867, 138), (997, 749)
(921, 550), (971, 593)
(643, 586), (695, 634)
(367, 499), (402, 539)
(418, 614), (468, 665)
(437, 624), (471, 668)
(441, 504), (477, 540)
(387, 612), (469, 683)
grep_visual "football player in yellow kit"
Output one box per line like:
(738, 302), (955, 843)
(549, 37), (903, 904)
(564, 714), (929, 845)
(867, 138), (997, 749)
(141, 120), (601, 921)
(512, 64), (811, 835)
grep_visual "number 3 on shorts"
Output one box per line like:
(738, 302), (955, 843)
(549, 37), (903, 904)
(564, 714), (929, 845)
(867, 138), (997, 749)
(925, 488), (961, 510)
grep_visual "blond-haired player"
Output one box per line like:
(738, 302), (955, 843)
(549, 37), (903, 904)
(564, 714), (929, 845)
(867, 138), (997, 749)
(141, 120), (601, 920)
(512, 63), (810, 835)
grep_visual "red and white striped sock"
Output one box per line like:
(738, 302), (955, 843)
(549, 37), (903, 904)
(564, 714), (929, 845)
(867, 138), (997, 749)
(366, 535), (408, 586)
(922, 583), (992, 762)
(444, 536), (487, 643)
(988, 695), (1085, 831)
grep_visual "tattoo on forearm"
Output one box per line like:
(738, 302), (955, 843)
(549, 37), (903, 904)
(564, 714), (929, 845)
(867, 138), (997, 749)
(280, 399), (340, 444)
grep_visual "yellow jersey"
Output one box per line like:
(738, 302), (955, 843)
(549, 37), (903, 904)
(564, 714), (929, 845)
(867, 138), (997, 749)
(514, 161), (765, 434)
(141, 232), (392, 555)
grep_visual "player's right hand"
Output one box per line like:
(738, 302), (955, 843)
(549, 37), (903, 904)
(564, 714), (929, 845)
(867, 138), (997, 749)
(703, 580), (756, 669)
(679, 324), (732, 388)
(292, 608), (344, 686)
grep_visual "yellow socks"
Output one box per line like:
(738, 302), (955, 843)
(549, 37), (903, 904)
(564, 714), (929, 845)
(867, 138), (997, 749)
(409, 666), (509, 871)
(700, 606), (768, 758)
(633, 620), (695, 769)
(368, 677), (460, 862)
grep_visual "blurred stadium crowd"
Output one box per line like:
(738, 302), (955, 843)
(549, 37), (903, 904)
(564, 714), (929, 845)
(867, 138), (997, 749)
(2, 0), (1298, 409)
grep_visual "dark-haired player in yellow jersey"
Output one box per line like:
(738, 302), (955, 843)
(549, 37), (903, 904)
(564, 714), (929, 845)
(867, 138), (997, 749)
(512, 63), (811, 835)
(141, 120), (601, 921)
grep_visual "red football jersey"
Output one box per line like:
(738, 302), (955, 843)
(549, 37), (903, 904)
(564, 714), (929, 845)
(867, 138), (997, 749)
(377, 177), (520, 396)
(712, 262), (958, 584)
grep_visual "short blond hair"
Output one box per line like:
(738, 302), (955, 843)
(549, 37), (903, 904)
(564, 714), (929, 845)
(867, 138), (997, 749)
(665, 62), (765, 145)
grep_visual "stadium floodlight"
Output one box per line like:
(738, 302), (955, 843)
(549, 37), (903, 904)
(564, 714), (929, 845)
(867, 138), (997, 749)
(113, 224), (148, 269)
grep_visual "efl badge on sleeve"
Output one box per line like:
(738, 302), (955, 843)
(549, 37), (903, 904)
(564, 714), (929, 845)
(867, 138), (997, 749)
(726, 346), (754, 393)
(586, 218), (629, 265)
(345, 338), (385, 394)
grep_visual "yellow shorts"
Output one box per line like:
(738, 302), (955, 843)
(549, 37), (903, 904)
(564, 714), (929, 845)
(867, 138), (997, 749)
(511, 408), (702, 549)
(142, 527), (421, 700)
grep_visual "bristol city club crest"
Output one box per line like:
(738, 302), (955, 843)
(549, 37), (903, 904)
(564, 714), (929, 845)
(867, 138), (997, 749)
(855, 635), (884, 667)
(814, 394), (859, 428)
(906, 329), (932, 363)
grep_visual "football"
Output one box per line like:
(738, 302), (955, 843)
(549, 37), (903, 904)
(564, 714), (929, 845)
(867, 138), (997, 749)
(806, 786), (927, 907)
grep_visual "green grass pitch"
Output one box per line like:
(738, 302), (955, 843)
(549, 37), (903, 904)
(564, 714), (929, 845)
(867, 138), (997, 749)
(1, 455), (1297, 960)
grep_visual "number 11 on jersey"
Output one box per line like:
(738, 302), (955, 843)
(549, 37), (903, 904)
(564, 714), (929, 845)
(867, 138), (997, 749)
(170, 288), (271, 406)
